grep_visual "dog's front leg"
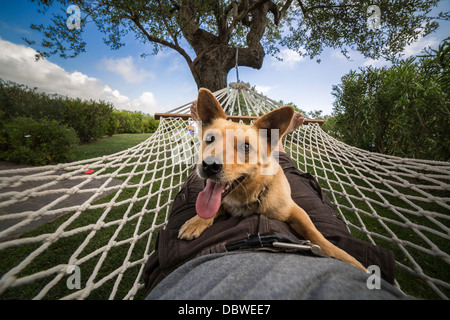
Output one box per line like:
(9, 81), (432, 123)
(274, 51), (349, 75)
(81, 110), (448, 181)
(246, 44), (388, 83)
(178, 207), (223, 240)
(286, 204), (367, 272)
(178, 215), (215, 240)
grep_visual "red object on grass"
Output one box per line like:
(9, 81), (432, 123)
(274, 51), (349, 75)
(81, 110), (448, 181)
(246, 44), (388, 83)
(84, 169), (94, 174)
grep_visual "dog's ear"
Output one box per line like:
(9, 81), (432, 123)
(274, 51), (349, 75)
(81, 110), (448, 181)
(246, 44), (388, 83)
(197, 88), (227, 127)
(254, 106), (294, 142)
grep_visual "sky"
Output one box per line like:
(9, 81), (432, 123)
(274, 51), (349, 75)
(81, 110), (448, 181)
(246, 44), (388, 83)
(0, 1), (449, 116)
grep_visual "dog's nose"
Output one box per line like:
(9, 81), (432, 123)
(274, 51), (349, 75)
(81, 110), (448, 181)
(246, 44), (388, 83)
(202, 157), (222, 177)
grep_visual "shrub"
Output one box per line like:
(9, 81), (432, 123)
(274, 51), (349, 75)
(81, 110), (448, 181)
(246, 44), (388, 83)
(0, 117), (79, 166)
(114, 110), (144, 133)
(106, 110), (120, 136)
(0, 80), (65, 122)
(330, 39), (450, 161)
(110, 109), (159, 134)
(0, 79), (160, 140)
(0, 80), (114, 143)
(143, 115), (159, 133)
(62, 99), (113, 142)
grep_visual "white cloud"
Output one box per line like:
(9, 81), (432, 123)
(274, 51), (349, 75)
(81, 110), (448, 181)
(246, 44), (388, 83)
(254, 85), (274, 95)
(362, 58), (390, 68)
(401, 36), (439, 58)
(270, 48), (305, 69)
(131, 92), (157, 112)
(331, 50), (351, 61)
(99, 56), (154, 84)
(363, 36), (439, 68)
(0, 38), (160, 114)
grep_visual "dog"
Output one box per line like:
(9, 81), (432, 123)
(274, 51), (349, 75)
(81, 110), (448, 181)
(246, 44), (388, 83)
(178, 88), (366, 272)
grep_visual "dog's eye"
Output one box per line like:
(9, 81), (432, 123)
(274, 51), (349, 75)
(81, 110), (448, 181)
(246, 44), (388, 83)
(239, 142), (252, 153)
(205, 134), (215, 144)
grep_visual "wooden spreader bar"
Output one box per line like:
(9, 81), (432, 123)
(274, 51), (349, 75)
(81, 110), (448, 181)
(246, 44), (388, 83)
(154, 113), (324, 126)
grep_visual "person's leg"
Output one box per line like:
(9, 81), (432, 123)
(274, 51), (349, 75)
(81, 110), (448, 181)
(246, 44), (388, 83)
(275, 111), (305, 154)
(146, 251), (409, 300)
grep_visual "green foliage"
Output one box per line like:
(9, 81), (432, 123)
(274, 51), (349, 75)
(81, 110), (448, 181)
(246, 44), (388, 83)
(142, 114), (159, 133)
(29, 0), (446, 63)
(0, 79), (159, 165)
(330, 39), (450, 161)
(419, 36), (450, 93)
(0, 80), (114, 143)
(0, 117), (79, 166)
(281, 0), (445, 63)
(319, 114), (338, 135)
(277, 99), (323, 120)
(62, 98), (113, 143)
(27, 1), (447, 90)
(0, 80), (63, 121)
(106, 110), (159, 136)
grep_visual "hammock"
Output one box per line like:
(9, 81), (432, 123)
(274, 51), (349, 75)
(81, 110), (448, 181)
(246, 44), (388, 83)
(0, 82), (448, 300)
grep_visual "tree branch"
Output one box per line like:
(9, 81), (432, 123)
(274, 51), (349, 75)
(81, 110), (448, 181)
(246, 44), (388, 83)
(227, 0), (270, 38)
(156, 0), (179, 48)
(297, 0), (359, 16)
(131, 15), (192, 66)
(269, 0), (294, 25)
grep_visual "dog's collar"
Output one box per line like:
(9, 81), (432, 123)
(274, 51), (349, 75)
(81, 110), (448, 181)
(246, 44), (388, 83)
(257, 185), (268, 204)
(245, 184), (269, 210)
(225, 175), (247, 199)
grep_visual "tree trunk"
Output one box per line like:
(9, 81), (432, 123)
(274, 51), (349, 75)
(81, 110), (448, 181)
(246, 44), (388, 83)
(182, 2), (270, 92)
(189, 43), (265, 92)
(189, 45), (230, 92)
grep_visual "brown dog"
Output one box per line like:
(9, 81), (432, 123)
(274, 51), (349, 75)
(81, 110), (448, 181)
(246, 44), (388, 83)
(178, 88), (366, 272)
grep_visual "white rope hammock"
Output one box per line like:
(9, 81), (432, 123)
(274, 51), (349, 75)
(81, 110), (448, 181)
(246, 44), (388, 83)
(0, 83), (449, 299)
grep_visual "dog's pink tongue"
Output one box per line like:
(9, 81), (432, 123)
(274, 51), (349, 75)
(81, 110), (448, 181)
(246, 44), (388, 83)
(196, 179), (224, 219)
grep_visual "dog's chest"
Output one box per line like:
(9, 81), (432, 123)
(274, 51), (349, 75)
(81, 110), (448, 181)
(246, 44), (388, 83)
(222, 196), (259, 217)
(222, 186), (268, 217)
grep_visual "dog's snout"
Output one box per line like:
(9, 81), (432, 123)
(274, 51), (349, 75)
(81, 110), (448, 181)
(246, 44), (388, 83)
(202, 157), (222, 177)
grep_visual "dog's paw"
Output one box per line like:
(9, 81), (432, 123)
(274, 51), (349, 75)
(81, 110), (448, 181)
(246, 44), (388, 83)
(178, 215), (214, 240)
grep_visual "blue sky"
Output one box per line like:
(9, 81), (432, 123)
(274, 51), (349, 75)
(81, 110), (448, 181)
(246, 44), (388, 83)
(0, 1), (449, 116)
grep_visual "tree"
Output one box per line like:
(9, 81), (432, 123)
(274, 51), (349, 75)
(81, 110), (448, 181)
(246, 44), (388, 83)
(27, 0), (448, 91)
(330, 38), (450, 161)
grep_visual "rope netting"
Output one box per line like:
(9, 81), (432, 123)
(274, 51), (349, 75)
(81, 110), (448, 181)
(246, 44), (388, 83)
(0, 83), (449, 299)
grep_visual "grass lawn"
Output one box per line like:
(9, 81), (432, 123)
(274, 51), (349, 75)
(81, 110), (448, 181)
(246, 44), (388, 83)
(71, 133), (153, 162)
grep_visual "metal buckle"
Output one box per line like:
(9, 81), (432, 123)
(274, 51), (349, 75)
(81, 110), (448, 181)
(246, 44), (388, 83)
(272, 240), (322, 256)
(225, 233), (323, 256)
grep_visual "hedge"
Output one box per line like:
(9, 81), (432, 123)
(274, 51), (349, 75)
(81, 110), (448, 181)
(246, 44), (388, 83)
(0, 79), (160, 165)
(330, 38), (449, 161)
(0, 117), (79, 166)
(106, 109), (158, 135)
